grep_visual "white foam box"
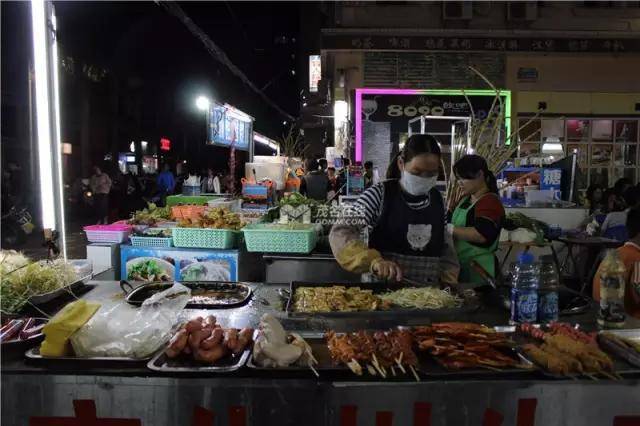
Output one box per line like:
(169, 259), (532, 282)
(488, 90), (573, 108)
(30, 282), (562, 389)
(86, 243), (120, 276)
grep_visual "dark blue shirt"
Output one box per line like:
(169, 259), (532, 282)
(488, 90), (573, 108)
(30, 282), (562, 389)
(157, 171), (175, 194)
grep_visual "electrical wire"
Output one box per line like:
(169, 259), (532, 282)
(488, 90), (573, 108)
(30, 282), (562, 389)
(157, 1), (295, 121)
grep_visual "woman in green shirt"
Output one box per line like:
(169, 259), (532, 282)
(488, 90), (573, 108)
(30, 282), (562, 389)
(449, 155), (505, 284)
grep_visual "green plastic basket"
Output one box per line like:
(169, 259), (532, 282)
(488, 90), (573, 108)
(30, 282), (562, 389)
(130, 235), (173, 248)
(172, 227), (238, 249)
(242, 224), (317, 254)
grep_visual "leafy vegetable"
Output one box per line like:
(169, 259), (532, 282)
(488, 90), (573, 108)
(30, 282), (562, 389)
(504, 212), (549, 243)
(128, 260), (171, 282)
(177, 207), (244, 230)
(129, 203), (172, 226)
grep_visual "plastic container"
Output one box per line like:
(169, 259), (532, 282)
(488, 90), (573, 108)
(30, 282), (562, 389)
(509, 252), (539, 324)
(171, 205), (206, 220)
(538, 255), (559, 323)
(172, 227), (238, 249)
(242, 223), (317, 254)
(130, 235), (173, 248)
(182, 185), (201, 196)
(207, 198), (241, 212)
(83, 224), (132, 243)
(67, 259), (93, 279)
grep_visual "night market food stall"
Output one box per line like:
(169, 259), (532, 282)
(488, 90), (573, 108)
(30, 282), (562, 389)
(4, 5), (639, 426)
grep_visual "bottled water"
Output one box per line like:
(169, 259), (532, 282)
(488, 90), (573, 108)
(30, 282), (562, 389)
(538, 255), (559, 324)
(510, 252), (539, 324)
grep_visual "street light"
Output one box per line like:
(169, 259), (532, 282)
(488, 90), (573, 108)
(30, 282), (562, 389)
(195, 95), (210, 111)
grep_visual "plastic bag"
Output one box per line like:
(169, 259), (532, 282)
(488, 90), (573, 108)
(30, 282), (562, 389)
(70, 282), (190, 358)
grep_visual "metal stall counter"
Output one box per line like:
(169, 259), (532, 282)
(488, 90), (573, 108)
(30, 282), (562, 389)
(2, 280), (640, 426)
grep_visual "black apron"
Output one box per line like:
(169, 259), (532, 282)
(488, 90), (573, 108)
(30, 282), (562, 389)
(369, 180), (445, 283)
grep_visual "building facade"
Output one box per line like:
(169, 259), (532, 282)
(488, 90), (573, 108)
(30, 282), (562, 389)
(302, 1), (640, 191)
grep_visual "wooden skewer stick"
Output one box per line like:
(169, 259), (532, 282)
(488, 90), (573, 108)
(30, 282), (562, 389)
(308, 363), (319, 378)
(410, 365), (421, 382)
(367, 364), (377, 376)
(390, 366), (396, 377)
(371, 354), (387, 378)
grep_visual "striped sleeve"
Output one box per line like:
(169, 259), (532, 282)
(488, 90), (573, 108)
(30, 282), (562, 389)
(354, 182), (385, 228)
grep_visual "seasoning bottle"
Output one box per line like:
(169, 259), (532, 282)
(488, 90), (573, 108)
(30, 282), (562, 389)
(598, 249), (626, 329)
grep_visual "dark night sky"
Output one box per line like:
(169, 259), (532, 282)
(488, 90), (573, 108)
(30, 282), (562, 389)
(53, 1), (301, 153)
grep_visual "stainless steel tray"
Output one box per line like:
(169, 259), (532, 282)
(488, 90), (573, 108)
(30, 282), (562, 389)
(25, 347), (153, 362)
(147, 345), (250, 373)
(245, 332), (346, 373)
(122, 280), (252, 309)
(599, 328), (640, 341)
(28, 275), (91, 305)
(286, 281), (480, 318)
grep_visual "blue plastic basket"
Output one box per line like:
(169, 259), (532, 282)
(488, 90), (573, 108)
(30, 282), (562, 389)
(242, 224), (317, 253)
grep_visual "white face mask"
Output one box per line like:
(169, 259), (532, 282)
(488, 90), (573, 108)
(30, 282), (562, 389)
(400, 170), (437, 196)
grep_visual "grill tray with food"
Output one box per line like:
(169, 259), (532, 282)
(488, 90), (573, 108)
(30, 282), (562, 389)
(286, 281), (479, 318)
(121, 281), (252, 309)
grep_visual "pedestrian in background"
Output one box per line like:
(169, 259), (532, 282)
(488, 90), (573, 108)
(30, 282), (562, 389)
(90, 165), (112, 224)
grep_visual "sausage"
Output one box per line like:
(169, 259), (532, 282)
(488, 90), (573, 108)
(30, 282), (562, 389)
(223, 328), (239, 351)
(201, 328), (225, 350)
(203, 315), (217, 328)
(185, 317), (204, 333)
(232, 328), (254, 354)
(194, 345), (228, 364)
(0, 320), (25, 342)
(165, 329), (188, 358)
(188, 327), (212, 351)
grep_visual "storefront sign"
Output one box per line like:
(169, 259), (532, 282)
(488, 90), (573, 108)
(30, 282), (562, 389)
(540, 168), (562, 200)
(355, 88), (511, 162)
(160, 137), (171, 151)
(323, 33), (640, 53)
(309, 55), (321, 93)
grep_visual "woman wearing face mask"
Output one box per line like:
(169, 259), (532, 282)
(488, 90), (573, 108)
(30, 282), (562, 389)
(450, 155), (505, 284)
(329, 135), (459, 285)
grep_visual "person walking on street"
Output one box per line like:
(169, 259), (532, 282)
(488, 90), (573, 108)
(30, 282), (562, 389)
(156, 163), (176, 206)
(90, 165), (112, 224)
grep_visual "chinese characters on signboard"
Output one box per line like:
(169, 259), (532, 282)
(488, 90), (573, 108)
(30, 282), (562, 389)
(323, 35), (639, 53)
(540, 168), (562, 200)
(309, 55), (321, 93)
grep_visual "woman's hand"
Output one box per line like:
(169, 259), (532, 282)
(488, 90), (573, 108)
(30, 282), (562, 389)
(371, 258), (403, 282)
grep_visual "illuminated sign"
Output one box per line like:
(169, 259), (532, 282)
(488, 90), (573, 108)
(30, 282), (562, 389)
(354, 88), (512, 162)
(207, 102), (253, 151)
(160, 137), (171, 151)
(309, 55), (321, 93)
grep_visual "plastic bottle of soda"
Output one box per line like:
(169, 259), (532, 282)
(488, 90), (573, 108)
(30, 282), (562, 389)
(510, 252), (539, 324)
(538, 255), (559, 323)
(598, 249), (626, 328)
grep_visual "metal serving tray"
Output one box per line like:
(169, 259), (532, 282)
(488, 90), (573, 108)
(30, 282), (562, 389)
(245, 332), (347, 373)
(514, 328), (640, 379)
(413, 326), (537, 378)
(147, 345), (250, 373)
(121, 280), (252, 309)
(25, 347), (153, 363)
(28, 275), (91, 305)
(286, 281), (480, 319)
